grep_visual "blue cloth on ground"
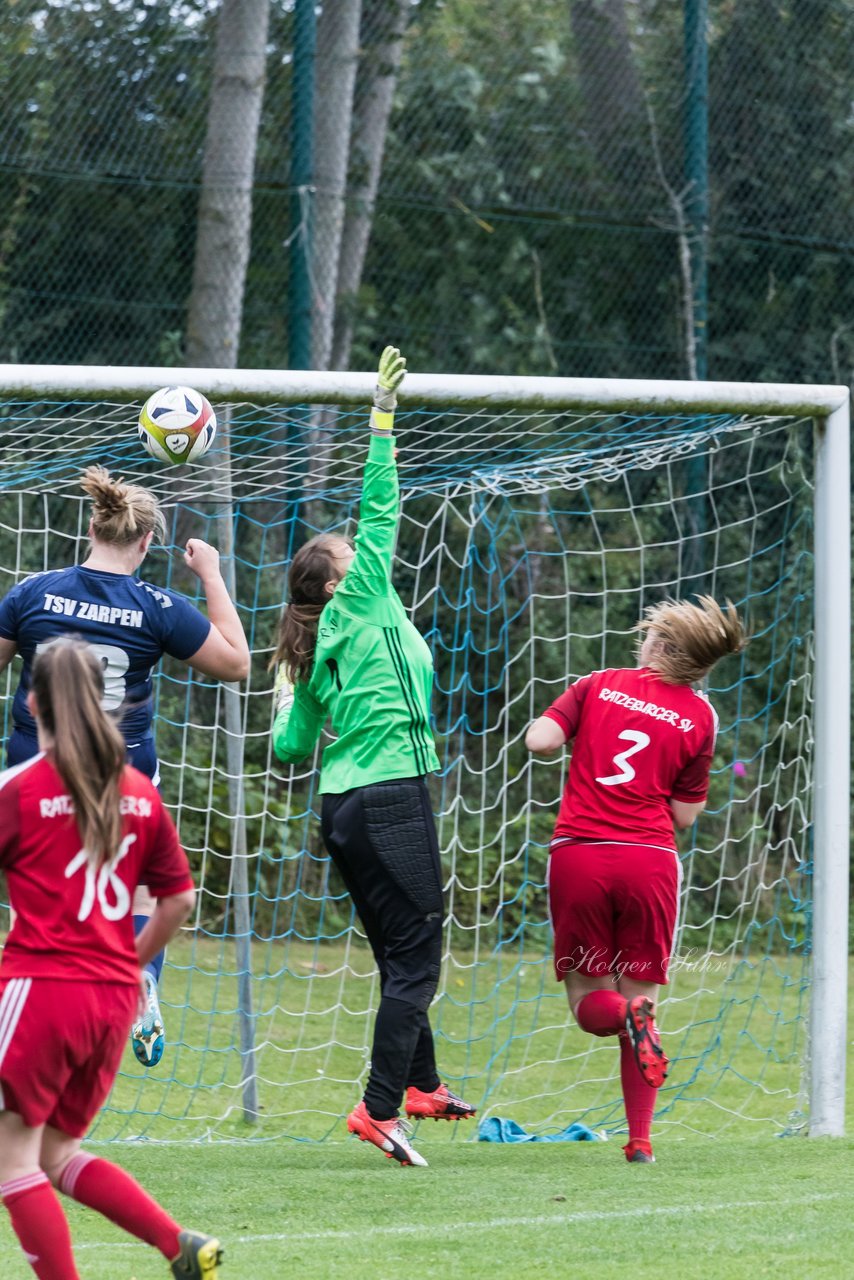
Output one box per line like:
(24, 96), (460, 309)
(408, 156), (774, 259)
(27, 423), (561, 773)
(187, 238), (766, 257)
(478, 1118), (602, 1143)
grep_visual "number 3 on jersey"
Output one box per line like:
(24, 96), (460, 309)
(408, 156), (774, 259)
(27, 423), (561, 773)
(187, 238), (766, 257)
(596, 729), (651, 786)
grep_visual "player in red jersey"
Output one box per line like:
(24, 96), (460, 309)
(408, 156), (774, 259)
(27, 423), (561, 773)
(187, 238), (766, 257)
(526, 597), (746, 1163)
(0, 638), (222, 1278)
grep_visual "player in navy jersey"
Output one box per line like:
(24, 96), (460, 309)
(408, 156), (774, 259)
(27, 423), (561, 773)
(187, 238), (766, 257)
(0, 466), (250, 1069)
(526, 597), (746, 1163)
(0, 638), (223, 1279)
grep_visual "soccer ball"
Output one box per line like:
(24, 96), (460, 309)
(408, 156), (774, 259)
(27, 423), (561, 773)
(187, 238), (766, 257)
(137, 385), (217, 465)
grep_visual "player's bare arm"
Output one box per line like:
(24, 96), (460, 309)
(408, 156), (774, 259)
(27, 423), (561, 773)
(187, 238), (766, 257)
(184, 538), (250, 681)
(669, 797), (706, 828)
(134, 889), (195, 971)
(0, 635), (17, 674)
(525, 715), (567, 754)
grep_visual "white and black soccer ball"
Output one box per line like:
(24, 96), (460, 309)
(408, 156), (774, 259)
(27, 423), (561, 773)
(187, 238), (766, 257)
(137, 385), (217, 465)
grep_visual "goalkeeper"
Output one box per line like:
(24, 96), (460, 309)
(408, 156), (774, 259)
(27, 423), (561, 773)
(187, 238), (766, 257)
(270, 347), (475, 1168)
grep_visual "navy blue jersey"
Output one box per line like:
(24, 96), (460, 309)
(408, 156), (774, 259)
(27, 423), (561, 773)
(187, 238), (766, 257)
(0, 565), (211, 746)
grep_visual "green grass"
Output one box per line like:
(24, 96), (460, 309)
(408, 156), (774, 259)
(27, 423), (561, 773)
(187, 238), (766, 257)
(92, 934), (816, 1143)
(1, 1137), (853, 1278)
(0, 947), (850, 1277)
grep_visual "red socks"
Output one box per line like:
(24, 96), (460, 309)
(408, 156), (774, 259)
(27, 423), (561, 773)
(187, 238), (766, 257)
(1, 1172), (80, 1279)
(59, 1152), (181, 1261)
(2, 1154), (183, 1275)
(575, 989), (627, 1036)
(620, 1029), (657, 1144)
(574, 990), (659, 1150)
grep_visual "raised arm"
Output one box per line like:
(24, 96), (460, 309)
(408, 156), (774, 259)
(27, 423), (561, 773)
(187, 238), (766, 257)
(183, 540), (251, 681)
(336, 347), (407, 598)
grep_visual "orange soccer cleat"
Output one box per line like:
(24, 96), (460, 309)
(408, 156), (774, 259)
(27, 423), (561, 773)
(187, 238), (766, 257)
(404, 1083), (477, 1122)
(347, 1100), (428, 1167)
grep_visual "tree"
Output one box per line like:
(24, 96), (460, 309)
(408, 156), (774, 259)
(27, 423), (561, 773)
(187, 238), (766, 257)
(568, 0), (649, 188)
(185, 0), (271, 369)
(707, 0), (854, 381)
(311, 0), (362, 370)
(0, 0), (212, 365)
(330, 0), (413, 371)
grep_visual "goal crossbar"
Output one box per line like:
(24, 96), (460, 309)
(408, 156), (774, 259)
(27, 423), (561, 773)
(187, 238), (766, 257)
(0, 363), (848, 416)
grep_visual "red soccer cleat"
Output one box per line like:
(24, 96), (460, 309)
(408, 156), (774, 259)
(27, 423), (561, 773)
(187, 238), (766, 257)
(346, 1100), (428, 1166)
(404, 1083), (477, 1121)
(623, 1139), (655, 1164)
(625, 995), (669, 1088)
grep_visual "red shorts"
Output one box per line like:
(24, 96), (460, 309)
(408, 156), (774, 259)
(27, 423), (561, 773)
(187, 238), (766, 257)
(0, 977), (138, 1136)
(547, 840), (682, 987)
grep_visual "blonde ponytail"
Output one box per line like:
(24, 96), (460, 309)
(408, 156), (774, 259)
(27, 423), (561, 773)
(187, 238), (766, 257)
(81, 465), (166, 547)
(637, 596), (748, 685)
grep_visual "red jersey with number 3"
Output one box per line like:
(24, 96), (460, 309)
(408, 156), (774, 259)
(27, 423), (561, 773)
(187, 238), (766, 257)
(543, 666), (718, 851)
(0, 754), (193, 985)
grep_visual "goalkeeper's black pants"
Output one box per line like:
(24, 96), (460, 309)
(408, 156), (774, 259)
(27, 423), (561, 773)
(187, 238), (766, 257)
(321, 777), (444, 1120)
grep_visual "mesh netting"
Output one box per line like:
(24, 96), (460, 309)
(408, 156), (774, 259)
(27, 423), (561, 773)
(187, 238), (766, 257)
(0, 397), (814, 1142)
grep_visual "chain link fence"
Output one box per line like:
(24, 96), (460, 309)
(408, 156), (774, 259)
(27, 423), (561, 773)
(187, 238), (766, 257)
(1, 0), (852, 384)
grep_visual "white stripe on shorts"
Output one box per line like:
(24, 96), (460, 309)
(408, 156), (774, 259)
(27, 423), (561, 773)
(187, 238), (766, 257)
(0, 978), (33, 1071)
(669, 851), (685, 965)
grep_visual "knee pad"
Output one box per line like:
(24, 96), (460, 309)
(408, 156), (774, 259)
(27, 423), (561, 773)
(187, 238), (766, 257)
(385, 958), (441, 1014)
(362, 782), (443, 918)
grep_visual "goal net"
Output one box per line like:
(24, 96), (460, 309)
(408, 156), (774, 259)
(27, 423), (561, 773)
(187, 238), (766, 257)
(0, 369), (847, 1144)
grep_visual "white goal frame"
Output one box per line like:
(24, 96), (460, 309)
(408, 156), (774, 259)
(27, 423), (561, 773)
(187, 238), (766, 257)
(0, 364), (848, 1138)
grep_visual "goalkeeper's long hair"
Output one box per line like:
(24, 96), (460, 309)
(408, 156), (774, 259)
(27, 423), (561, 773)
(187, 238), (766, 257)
(270, 533), (353, 683)
(30, 637), (126, 868)
(636, 595), (748, 685)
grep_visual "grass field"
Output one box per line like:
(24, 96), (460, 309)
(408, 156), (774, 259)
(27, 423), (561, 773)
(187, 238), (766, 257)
(0, 950), (850, 1278)
(86, 933), (818, 1145)
(0, 1136), (852, 1278)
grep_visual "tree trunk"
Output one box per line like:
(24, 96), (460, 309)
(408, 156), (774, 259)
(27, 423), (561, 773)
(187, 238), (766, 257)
(311, 0), (362, 371)
(330, 0), (411, 372)
(569, 0), (647, 183)
(185, 0), (271, 369)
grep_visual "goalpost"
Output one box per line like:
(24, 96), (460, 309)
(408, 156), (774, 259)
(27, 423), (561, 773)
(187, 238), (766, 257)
(0, 365), (848, 1143)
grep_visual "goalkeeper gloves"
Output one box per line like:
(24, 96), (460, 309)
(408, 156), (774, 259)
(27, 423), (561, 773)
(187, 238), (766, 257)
(371, 346), (407, 432)
(273, 664), (295, 717)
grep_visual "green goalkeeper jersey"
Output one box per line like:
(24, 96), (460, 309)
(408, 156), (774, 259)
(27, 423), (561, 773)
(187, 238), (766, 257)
(272, 432), (440, 795)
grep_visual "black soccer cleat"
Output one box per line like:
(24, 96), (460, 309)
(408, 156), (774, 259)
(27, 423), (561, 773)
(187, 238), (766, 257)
(623, 1139), (655, 1163)
(169, 1229), (223, 1278)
